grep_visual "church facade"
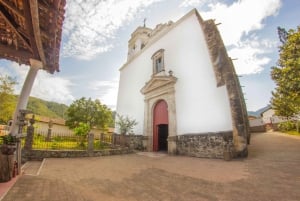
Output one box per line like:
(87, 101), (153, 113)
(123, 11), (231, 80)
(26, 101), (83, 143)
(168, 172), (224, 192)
(116, 9), (250, 159)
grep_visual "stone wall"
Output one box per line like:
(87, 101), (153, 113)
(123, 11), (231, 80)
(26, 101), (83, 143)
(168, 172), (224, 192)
(128, 135), (144, 150)
(176, 131), (234, 159)
(22, 132), (144, 162)
(22, 148), (133, 162)
(112, 134), (144, 150)
(203, 19), (250, 155)
(271, 123), (280, 131)
(250, 125), (266, 133)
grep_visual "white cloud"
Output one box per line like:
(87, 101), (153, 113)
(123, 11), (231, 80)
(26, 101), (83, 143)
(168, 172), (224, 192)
(201, 0), (281, 45)
(195, 0), (282, 75)
(62, 0), (163, 60)
(170, 0), (282, 75)
(89, 79), (119, 110)
(4, 63), (74, 104)
(180, 0), (209, 8)
(229, 41), (271, 74)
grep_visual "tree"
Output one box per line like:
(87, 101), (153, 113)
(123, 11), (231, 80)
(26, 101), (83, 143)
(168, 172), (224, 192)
(115, 114), (138, 135)
(65, 97), (113, 130)
(0, 75), (17, 124)
(270, 26), (300, 118)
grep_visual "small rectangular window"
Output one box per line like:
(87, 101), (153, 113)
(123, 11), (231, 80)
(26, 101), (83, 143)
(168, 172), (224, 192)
(156, 57), (163, 73)
(152, 49), (165, 74)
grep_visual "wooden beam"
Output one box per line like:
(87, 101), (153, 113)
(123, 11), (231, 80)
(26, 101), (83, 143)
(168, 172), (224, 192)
(17, 26), (29, 39)
(22, 0), (39, 58)
(0, 43), (32, 59)
(0, 3), (32, 51)
(30, 0), (46, 68)
(0, 0), (25, 19)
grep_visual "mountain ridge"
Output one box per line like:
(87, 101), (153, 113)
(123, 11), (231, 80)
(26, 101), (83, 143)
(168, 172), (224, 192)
(16, 96), (69, 119)
(247, 105), (271, 117)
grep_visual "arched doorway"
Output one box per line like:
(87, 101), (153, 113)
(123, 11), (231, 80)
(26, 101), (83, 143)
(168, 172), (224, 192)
(153, 100), (168, 151)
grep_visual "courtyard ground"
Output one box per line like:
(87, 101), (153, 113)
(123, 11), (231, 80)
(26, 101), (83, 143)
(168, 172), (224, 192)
(1, 131), (300, 201)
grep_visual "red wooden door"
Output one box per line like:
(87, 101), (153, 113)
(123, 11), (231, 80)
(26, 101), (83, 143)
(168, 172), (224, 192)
(153, 100), (168, 151)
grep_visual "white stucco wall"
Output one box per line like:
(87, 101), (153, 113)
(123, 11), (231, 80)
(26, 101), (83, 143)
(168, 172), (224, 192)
(261, 109), (288, 124)
(116, 12), (233, 135)
(249, 118), (264, 127)
(261, 108), (274, 124)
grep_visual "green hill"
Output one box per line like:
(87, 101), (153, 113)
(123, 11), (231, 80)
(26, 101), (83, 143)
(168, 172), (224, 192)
(247, 105), (271, 117)
(16, 96), (68, 119)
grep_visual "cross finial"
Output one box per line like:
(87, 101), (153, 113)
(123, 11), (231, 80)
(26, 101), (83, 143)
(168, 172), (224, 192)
(143, 18), (147, 27)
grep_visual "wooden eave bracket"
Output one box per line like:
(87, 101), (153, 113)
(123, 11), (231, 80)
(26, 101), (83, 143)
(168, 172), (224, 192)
(30, 0), (46, 69)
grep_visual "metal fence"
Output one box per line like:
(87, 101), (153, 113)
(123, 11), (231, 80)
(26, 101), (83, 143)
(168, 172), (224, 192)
(31, 133), (85, 150)
(1, 131), (116, 151)
(28, 132), (113, 150)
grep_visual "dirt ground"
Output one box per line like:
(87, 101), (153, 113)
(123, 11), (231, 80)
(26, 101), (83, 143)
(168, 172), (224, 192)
(2, 132), (300, 201)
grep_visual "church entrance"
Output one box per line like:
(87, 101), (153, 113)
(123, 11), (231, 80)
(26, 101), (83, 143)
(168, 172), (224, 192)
(153, 100), (168, 152)
(158, 124), (168, 151)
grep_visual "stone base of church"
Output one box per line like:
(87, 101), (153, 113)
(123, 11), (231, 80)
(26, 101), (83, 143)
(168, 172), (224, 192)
(176, 131), (234, 159)
(140, 131), (249, 160)
(142, 136), (150, 151)
(167, 136), (177, 154)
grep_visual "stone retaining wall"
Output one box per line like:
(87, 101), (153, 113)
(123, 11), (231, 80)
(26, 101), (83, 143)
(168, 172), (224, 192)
(113, 134), (144, 150)
(176, 131), (234, 159)
(22, 148), (133, 162)
(271, 123), (279, 131)
(250, 125), (266, 133)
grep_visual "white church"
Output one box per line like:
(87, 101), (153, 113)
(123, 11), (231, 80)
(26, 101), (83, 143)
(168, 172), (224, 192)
(116, 9), (250, 159)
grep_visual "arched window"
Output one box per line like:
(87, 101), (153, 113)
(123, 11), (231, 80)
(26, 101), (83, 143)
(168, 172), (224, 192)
(151, 49), (165, 74)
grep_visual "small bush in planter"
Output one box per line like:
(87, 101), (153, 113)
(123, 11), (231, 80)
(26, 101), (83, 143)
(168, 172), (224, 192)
(1, 135), (17, 145)
(1, 135), (17, 155)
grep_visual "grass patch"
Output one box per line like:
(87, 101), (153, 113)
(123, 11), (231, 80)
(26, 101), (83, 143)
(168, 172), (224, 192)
(20, 134), (112, 150)
(285, 130), (300, 136)
(94, 140), (111, 150)
(32, 140), (87, 150)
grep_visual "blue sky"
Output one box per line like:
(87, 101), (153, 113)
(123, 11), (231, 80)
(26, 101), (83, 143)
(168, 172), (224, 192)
(0, 0), (299, 111)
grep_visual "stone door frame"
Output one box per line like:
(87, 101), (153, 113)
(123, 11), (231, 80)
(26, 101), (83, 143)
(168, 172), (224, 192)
(141, 75), (178, 154)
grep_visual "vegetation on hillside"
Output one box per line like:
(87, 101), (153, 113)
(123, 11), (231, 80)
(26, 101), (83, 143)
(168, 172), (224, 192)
(26, 96), (68, 119)
(0, 74), (68, 123)
(0, 75), (17, 124)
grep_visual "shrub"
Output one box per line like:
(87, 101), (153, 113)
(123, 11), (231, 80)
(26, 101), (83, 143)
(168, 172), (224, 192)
(278, 121), (295, 131)
(74, 123), (90, 146)
(115, 114), (137, 135)
(74, 122), (90, 137)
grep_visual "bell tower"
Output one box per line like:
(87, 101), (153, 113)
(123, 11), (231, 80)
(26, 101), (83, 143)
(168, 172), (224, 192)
(127, 26), (152, 60)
